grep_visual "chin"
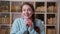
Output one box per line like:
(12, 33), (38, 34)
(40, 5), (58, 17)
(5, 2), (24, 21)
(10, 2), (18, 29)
(26, 17), (28, 19)
(25, 17), (30, 19)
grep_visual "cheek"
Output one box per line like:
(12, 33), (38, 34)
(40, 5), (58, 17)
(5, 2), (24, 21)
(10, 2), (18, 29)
(29, 12), (33, 16)
(22, 12), (25, 16)
(29, 11), (32, 14)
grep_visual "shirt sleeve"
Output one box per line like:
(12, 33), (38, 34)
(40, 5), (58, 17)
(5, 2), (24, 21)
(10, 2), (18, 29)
(37, 19), (45, 34)
(28, 28), (39, 34)
(10, 19), (27, 34)
(28, 22), (39, 34)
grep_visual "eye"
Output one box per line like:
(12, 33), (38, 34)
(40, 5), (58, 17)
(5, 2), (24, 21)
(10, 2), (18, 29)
(28, 8), (32, 11)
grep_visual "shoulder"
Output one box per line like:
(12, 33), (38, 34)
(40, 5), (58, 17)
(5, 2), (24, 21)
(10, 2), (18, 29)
(35, 18), (42, 22)
(13, 17), (24, 24)
(14, 18), (20, 21)
(14, 17), (24, 22)
(35, 18), (43, 25)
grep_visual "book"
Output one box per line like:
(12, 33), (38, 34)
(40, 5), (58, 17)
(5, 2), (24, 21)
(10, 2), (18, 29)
(0, 29), (10, 34)
(5, 17), (10, 24)
(0, 18), (2, 24)
(47, 29), (52, 34)
(11, 6), (16, 12)
(47, 6), (54, 12)
(5, 29), (10, 34)
(46, 26), (56, 34)
(48, 17), (53, 25)
(0, 29), (6, 34)
(52, 29), (56, 34)
(52, 17), (56, 25)
(36, 6), (45, 12)
(2, 16), (10, 24)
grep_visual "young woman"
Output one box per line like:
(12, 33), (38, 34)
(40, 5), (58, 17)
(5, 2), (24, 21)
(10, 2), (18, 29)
(10, 3), (44, 34)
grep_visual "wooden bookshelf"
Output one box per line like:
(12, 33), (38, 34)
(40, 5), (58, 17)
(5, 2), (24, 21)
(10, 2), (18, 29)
(35, 2), (45, 13)
(47, 2), (57, 13)
(0, 1), (10, 12)
(0, 13), (10, 24)
(47, 14), (56, 25)
(11, 1), (22, 12)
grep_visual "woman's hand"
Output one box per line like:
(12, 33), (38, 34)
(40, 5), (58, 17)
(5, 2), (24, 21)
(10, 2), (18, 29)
(25, 18), (32, 27)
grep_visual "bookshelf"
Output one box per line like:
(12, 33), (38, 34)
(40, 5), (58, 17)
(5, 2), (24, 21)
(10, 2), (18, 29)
(0, 1), (10, 34)
(0, 1), (10, 12)
(11, 1), (22, 12)
(0, 0), (59, 34)
(35, 2), (45, 13)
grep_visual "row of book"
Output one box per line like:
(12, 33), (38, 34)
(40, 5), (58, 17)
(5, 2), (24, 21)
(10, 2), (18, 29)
(0, 16), (10, 24)
(0, 6), (57, 12)
(46, 28), (56, 34)
(36, 6), (45, 12)
(47, 6), (57, 12)
(0, 14), (56, 25)
(36, 6), (57, 12)
(46, 26), (56, 34)
(0, 1), (57, 12)
(47, 17), (56, 25)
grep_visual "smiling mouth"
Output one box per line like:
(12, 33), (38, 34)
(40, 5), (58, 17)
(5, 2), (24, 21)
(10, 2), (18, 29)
(25, 14), (29, 17)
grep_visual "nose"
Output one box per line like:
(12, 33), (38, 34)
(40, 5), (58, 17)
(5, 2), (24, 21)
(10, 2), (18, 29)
(25, 10), (29, 14)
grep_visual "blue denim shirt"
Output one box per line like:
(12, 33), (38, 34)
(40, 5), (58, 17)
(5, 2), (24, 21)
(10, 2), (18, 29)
(10, 18), (44, 34)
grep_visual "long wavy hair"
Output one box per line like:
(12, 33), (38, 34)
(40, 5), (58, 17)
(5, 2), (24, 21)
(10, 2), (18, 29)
(21, 3), (40, 33)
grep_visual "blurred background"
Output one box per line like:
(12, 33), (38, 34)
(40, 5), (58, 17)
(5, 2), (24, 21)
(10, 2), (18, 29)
(0, 0), (60, 34)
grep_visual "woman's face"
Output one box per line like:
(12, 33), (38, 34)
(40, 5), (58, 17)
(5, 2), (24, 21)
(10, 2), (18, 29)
(22, 5), (33, 19)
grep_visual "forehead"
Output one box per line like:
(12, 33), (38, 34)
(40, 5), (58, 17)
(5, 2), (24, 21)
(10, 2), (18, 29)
(22, 5), (31, 9)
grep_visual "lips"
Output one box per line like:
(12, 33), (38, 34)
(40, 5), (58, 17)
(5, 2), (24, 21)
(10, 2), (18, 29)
(25, 14), (29, 17)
